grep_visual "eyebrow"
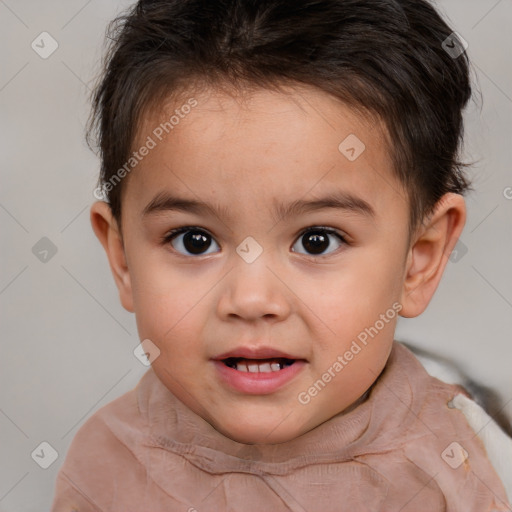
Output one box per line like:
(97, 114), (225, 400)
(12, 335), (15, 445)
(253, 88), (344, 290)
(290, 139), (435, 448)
(141, 190), (375, 221)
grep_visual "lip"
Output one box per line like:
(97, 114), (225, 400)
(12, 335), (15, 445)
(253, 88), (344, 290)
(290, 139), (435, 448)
(213, 346), (303, 360)
(212, 359), (307, 395)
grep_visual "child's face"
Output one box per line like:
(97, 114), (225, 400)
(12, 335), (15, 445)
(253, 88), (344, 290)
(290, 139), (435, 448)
(106, 85), (415, 444)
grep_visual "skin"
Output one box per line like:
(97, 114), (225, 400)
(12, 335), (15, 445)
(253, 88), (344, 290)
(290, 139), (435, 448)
(91, 84), (466, 444)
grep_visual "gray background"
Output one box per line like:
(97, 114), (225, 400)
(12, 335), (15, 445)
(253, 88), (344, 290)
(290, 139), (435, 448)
(1, 0), (511, 510)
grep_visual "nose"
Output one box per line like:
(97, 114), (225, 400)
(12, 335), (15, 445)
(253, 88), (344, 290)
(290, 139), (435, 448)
(216, 254), (291, 322)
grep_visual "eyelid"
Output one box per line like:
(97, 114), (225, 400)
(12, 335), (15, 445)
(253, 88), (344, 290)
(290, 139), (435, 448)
(162, 225), (349, 242)
(161, 224), (351, 257)
(292, 225), (349, 258)
(296, 225), (348, 241)
(160, 225), (210, 243)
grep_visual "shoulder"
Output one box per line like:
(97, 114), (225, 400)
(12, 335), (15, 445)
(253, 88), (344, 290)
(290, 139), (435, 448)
(67, 373), (147, 459)
(447, 391), (512, 505)
(51, 370), (156, 507)
(391, 342), (511, 510)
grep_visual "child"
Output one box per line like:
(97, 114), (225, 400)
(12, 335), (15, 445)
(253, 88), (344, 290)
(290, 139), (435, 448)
(51, 0), (511, 510)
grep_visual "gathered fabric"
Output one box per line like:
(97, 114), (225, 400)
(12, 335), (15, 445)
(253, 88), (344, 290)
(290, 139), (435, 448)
(51, 342), (510, 511)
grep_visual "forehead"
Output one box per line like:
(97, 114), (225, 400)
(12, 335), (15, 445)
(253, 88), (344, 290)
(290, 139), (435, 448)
(125, 85), (407, 225)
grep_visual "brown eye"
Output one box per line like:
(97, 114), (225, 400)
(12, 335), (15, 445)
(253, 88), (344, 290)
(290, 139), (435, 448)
(291, 228), (346, 256)
(164, 228), (220, 256)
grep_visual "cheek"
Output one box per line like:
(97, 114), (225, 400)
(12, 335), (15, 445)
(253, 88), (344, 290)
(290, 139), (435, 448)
(302, 250), (403, 361)
(309, 257), (402, 323)
(350, 238), (406, 300)
(128, 257), (204, 346)
(339, 340), (393, 396)
(130, 244), (186, 301)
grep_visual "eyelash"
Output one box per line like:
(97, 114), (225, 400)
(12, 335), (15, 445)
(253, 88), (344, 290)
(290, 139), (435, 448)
(160, 225), (349, 258)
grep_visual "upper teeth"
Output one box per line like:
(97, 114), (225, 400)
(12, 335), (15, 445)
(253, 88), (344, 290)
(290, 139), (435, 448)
(237, 361), (283, 372)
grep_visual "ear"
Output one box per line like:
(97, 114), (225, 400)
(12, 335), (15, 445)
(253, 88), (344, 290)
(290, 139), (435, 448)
(400, 193), (466, 318)
(90, 201), (134, 312)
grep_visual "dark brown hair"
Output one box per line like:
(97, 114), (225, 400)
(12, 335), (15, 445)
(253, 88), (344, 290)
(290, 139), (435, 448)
(87, 0), (472, 234)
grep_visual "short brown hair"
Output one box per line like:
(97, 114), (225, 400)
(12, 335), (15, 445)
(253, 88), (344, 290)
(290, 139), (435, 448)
(87, 0), (472, 233)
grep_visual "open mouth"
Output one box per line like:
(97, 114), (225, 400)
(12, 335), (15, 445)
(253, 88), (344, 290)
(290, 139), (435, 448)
(214, 355), (307, 394)
(222, 357), (296, 373)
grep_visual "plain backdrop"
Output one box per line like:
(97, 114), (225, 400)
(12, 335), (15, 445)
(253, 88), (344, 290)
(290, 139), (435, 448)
(0, 0), (511, 510)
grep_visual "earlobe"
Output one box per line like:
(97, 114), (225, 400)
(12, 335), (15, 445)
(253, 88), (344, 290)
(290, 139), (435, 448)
(90, 201), (134, 312)
(399, 193), (466, 318)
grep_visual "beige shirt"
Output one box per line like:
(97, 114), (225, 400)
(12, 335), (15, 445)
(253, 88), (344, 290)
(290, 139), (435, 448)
(51, 342), (510, 511)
